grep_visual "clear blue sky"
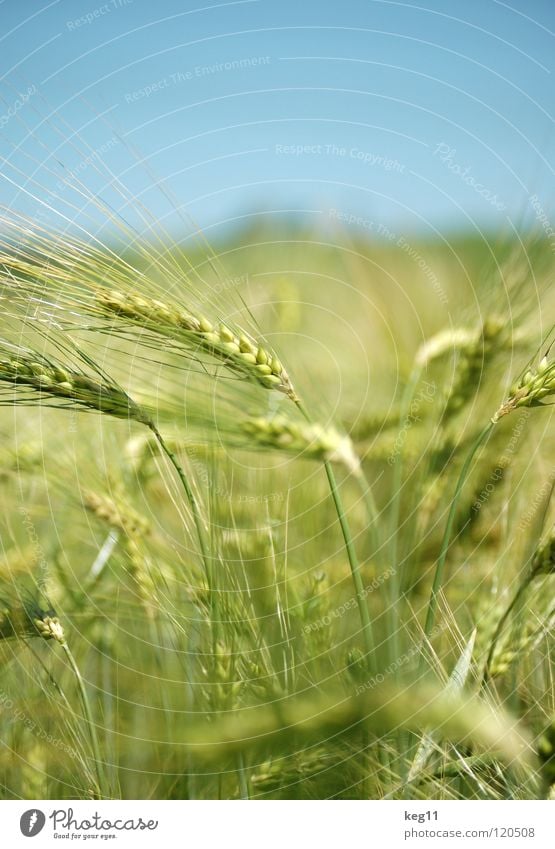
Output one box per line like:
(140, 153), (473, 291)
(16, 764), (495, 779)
(1, 0), (554, 240)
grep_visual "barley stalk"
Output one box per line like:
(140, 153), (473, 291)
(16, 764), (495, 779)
(422, 422), (494, 657)
(293, 399), (375, 672)
(59, 639), (107, 799)
(242, 413), (380, 680)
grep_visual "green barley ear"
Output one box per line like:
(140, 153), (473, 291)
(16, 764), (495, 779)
(3, 247), (298, 401)
(33, 614), (65, 643)
(251, 747), (342, 795)
(487, 591), (554, 678)
(0, 342), (151, 425)
(346, 647), (368, 681)
(346, 407), (405, 441)
(83, 489), (150, 539)
(483, 524), (555, 683)
(493, 354), (555, 422)
(417, 316), (523, 370)
(0, 440), (43, 477)
(425, 343), (554, 648)
(0, 598), (61, 641)
(0, 544), (41, 580)
(96, 289), (298, 402)
(242, 415), (360, 475)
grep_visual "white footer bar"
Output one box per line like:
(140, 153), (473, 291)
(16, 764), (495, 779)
(1, 800), (551, 849)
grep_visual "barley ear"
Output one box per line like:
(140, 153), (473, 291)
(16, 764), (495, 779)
(96, 289), (298, 401)
(493, 356), (555, 422)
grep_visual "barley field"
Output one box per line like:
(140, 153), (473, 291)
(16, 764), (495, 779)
(0, 196), (554, 799)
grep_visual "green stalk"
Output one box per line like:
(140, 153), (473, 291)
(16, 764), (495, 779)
(296, 401), (374, 668)
(148, 423), (210, 574)
(355, 469), (381, 562)
(388, 365), (422, 665)
(389, 367), (423, 571)
(237, 752), (250, 799)
(422, 421), (494, 653)
(296, 400), (374, 669)
(61, 640), (107, 798)
(148, 427), (223, 795)
(296, 399), (374, 667)
(324, 460), (375, 670)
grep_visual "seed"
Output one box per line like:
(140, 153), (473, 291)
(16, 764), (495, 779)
(239, 335), (256, 355)
(199, 317), (213, 333)
(219, 324), (235, 343)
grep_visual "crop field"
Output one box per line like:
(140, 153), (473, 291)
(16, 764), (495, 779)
(0, 197), (554, 799)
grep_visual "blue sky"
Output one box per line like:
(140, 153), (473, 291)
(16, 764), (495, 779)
(1, 0), (554, 240)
